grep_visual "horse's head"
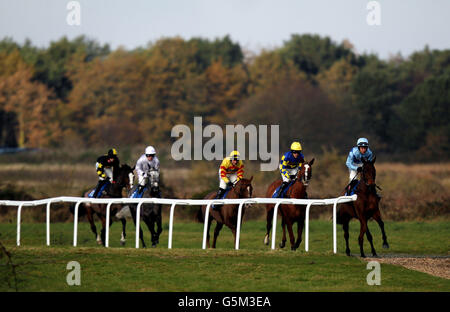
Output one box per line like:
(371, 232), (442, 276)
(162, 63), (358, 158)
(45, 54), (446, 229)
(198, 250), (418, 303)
(116, 164), (135, 191)
(234, 176), (253, 199)
(297, 158), (314, 186)
(361, 156), (376, 187)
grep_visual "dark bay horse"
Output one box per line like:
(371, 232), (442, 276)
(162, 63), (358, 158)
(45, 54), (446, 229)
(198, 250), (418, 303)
(337, 157), (389, 257)
(127, 185), (163, 248)
(81, 164), (134, 246)
(264, 159), (315, 250)
(196, 177), (253, 248)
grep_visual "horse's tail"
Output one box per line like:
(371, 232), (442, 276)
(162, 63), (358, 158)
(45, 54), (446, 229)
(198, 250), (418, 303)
(69, 203), (87, 217)
(69, 190), (90, 217)
(195, 206), (204, 223)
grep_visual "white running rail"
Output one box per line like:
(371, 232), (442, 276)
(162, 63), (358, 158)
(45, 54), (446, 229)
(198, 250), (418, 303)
(0, 195), (356, 253)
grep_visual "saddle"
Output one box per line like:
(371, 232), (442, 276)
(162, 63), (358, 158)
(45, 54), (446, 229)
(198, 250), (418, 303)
(88, 181), (110, 198)
(346, 180), (360, 196)
(211, 186), (232, 210)
(272, 179), (296, 198)
(130, 185), (161, 198)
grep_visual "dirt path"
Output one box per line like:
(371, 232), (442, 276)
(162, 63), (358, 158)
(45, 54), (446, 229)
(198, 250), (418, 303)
(365, 255), (450, 279)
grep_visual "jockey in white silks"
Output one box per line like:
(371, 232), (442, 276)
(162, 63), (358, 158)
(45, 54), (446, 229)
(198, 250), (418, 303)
(135, 146), (160, 195)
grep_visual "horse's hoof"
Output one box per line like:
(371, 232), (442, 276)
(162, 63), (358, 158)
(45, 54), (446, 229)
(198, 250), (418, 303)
(372, 253), (378, 258)
(346, 251), (351, 257)
(151, 244), (157, 248)
(96, 240), (102, 245)
(360, 254), (366, 258)
(263, 235), (269, 245)
(291, 247), (297, 251)
(120, 240), (126, 246)
(383, 243), (389, 249)
(279, 242), (285, 249)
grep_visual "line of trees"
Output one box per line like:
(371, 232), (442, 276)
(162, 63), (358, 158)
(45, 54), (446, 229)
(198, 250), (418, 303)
(0, 34), (448, 160)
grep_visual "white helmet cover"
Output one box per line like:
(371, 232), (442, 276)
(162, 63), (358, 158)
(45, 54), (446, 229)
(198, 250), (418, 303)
(145, 146), (156, 155)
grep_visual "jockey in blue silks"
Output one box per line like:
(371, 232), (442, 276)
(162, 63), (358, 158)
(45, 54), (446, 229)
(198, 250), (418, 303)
(276, 141), (304, 198)
(346, 137), (374, 194)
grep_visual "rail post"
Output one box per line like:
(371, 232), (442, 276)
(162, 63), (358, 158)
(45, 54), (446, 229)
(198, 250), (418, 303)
(73, 199), (89, 247)
(235, 200), (255, 250)
(16, 203), (24, 246)
(105, 200), (122, 248)
(168, 202), (176, 249)
(305, 201), (325, 252)
(202, 201), (223, 249)
(135, 201), (147, 249)
(46, 199), (54, 246)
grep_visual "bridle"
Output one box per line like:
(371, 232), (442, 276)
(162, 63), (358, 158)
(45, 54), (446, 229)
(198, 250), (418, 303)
(299, 164), (311, 186)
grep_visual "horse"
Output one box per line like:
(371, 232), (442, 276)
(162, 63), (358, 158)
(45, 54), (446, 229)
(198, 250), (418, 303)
(264, 159), (315, 250)
(337, 157), (389, 257)
(196, 177), (253, 248)
(126, 185), (163, 248)
(81, 164), (135, 246)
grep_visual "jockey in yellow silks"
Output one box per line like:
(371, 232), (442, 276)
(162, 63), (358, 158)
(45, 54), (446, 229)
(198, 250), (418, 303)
(213, 151), (244, 210)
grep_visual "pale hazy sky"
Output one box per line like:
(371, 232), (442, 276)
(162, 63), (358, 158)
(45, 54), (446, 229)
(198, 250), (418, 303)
(1, 0), (449, 59)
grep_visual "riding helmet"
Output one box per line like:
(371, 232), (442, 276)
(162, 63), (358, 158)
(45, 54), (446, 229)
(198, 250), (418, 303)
(290, 141), (302, 152)
(357, 138), (369, 147)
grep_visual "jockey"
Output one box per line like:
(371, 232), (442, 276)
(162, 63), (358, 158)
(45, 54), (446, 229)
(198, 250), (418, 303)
(213, 150), (244, 210)
(93, 148), (120, 198)
(277, 141), (304, 198)
(135, 145), (160, 195)
(346, 137), (374, 194)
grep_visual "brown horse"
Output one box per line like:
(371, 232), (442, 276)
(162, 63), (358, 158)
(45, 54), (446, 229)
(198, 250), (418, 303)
(264, 159), (314, 250)
(196, 177), (253, 248)
(81, 164), (135, 246)
(337, 157), (389, 257)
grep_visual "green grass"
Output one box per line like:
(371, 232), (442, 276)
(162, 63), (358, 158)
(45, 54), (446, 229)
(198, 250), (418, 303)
(0, 220), (449, 292)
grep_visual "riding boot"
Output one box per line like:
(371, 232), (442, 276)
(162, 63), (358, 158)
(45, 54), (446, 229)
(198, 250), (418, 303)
(346, 180), (358, 196)
(277, 182), (290, 198)
(212, 188), (226, 211)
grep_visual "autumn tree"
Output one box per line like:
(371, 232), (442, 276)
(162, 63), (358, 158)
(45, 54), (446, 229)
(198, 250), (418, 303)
(0, 51), (61, 147)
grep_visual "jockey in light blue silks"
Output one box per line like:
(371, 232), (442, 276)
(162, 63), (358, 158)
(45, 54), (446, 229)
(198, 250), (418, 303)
(346, 137), (374, 194)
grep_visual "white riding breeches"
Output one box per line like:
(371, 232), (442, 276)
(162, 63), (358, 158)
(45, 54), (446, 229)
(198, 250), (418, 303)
(219, 169), (238, 189)
(281, 168), (298, 183)
(98, 167), (113, 181)
(349, 169), (358, 182)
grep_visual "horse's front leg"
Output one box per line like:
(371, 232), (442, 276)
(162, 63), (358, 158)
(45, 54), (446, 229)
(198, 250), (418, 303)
(86, 206), (101, 244)
(120, 218), (126, 246)
(130, 205), (146, 248)
(206, 216), (212, 248)
(264, 206), (273, 246)
(365, 225), (377, 257)
(373, 210), (389, 249)
(154, 204), (163, 245)
(143, 216), (157, 248)
(358, 218), (368, 258)
(212, 222), (224, 248)
(343, 221), (351, 256)
(279, 217), (286, 249)
(294, 217), (305, 250)
(285, 220), (296, 251)
(99, 214), (107, 247)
